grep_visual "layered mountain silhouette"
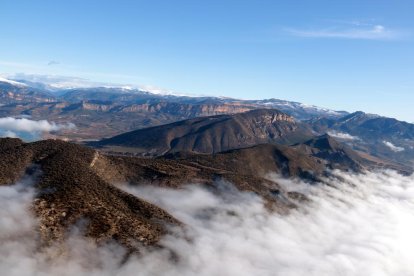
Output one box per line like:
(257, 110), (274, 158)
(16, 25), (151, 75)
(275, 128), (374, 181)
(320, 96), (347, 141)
(0, 101), (412, 255)
(0, 78), (346, 140)
(309, 111), (414, 166)
(92, 109), (314, 155)
(2, 77), (412, 167)
(0, 80), (56, 104)
(90, 108), (413, 173)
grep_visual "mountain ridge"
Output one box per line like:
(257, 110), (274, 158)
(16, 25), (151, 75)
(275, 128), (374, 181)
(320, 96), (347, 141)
(91, 109), (310, 155)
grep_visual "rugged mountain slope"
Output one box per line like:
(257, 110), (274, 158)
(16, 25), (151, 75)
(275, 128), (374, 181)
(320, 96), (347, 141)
(293, 134), (368, 172)
(59, 88), (347, 119)
(0, 80), (56, 104)
(309, 111), (414, 166)
(92, 109), (313, 155)
(1, 137), (325, 253)
(166, 134), (411, 178)
(2, 76), (413, 168)
(60, 87), (156, 103)
(244, 98), (348, 120)
(0, 100), (257, 140)
(0, 138), (180, 251)
(162, 143), (326, 181)
(1, 131), (410, 254)
(0, 77), (348, 141)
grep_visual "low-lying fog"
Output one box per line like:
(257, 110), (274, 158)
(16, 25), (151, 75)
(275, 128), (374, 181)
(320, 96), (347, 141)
(0, 117), (74, 141)
(1, 170), (414, 276)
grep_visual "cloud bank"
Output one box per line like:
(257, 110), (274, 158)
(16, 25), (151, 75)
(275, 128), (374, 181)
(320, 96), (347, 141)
(0, 117), (75, 141)
(0, 170), (414, 275)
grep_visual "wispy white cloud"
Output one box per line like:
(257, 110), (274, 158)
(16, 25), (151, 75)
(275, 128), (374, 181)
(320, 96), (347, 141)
(47, 60), (60, 66)
(6, 73), (103, 89)
(0, 117), (75, 141)
(383, 140), (405, 152)
(285, 24), (406, 40)
(327, 131), (360, 141)
(0, 60), (140, 84)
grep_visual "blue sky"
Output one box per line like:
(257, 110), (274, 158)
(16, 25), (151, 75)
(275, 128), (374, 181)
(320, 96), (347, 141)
(1, 0), (413, 122)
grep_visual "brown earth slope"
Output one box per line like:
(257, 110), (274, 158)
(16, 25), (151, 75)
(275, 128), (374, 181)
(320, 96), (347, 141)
(0, 138), (315, 253)
(1, 134), (409, 253)
(0, 138), (179, 252)
(91, 109), (313, 155)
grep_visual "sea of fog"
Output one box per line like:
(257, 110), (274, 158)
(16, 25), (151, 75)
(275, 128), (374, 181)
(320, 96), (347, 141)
(1, 170), (414, 276)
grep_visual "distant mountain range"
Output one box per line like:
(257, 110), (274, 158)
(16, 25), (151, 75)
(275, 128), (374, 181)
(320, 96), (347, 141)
(308, 111), (414, 166)
(1, 76), (414, 167)
(0, 77), (347, 139)
(0, 78), (56, 104)
(92, 108), (413, 171)
(92, 109), (307, 155)
(1, 75), (413, 257)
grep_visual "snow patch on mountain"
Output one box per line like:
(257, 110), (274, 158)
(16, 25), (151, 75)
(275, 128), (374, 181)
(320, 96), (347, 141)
(5, 73), (201, 97)
(0, 77), (28, 87)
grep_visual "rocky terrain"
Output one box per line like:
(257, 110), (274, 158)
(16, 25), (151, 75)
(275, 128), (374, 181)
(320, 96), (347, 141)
(0, 80), (56, 104)
(0, 138), (179, 252)
(308, 111), (414, 166)
(0, 78), (346, 140)
(91, 109), (312, 155)
(90, 107), (414, 168)
(2, 130), (405, 254)
(1, 137), (297, 254)
(2, 76), (413, 170)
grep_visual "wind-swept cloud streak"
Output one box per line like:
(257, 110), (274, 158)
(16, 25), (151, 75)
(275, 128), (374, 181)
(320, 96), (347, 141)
(383, 140), (405, 152)
(327, 130), (360, 141)
(47, 61), (60, 66)
(285, 24), (406, 40)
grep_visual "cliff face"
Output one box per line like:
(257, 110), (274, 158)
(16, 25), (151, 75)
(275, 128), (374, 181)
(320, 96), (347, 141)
(14, 100), (253, 116)
(118, 102), (253, 117)
(0, 95), (258, 141)
(0, 81), (56, 104)
(0, 80), (347, 143)
(78, 101), (114, 112)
